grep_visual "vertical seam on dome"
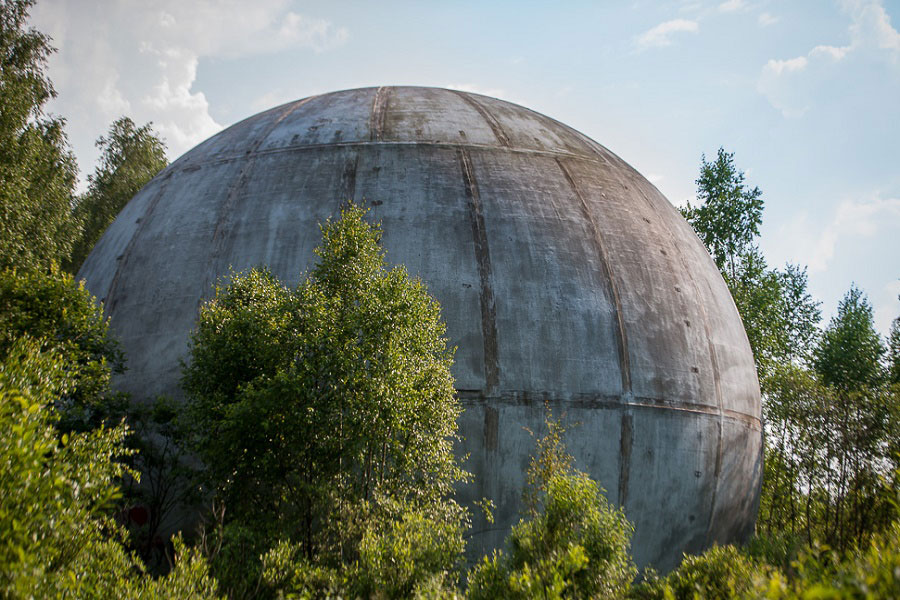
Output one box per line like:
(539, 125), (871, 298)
(339, 153), (360, 206)
(556, 157), (634, 508)
(105, 170), (174, 313)
(369, 87), (390, 142)
(202, 98), (314, 295)
(457, 148), (500, 393)
(556, 158), (632, 392)
(631, 183), (727, 548)
(450, 90), (511, 148)
(617, 412), (634, 508)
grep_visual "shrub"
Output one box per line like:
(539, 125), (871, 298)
(468, 417), (636, 600)
(0, 339), (219, 598)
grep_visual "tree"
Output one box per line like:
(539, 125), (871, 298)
(0, 339), (220, 599)
(681, 150), (821, 381)
(815, 286), (886, 393)
(0, 264), (125, 428)
(0, 0), (79, 271)
(681, 147), (763, 280)
(724, 247), (786, 379)
(182, 205), (468, 596)
(67, 117), (168, 272)
(777, 264), (821, 366)
(889, 309), (900, 386)
(467, 417), (636, 600)
(811, 286), (893, 551)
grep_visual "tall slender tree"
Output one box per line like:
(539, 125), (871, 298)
(885, 297), (899, 386)
(67, 117), (167, 272)
(681, 147), (763, 280)
(0, 0), (79, 271)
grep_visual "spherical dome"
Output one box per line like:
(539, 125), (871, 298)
(79, 86), (761, 572)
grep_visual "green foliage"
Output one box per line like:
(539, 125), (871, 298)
(121, 395), (197, 571)
(681, 147), (763, 279)
(756, 522), (900, 599)
(814, 286), (886, 392)
(888, 313), (900, 386)
(0, 0), (80, 271)
(183, 205), (467, 596)
(0, 265), (125, 428)
(682, 150), (821, 382)
(756, 286), (899, 554)
(0, 339), (219, 599)
(261, 542), (344, 599)
(724, 247), (786, 378)
(468, 418), (636, 600)
(67, 116), (168, 272)
(630, 545), (762, 600)
(201, 520), (269, 600)
(354, 497), (468, 598)
(259, 498), (468, 599)
(758, 364), (830, 543)
(888, 304), (900, 385)
(744, 531), (805, 574)
(777, 264), (822, 366)
(809, 287), (894, 552)
(680, 149), (899, 556)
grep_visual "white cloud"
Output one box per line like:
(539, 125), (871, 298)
(636, 19), (699, 48)
(758, 12), (779, 26)
(757, 0), (898, 117)
(764, 56), (809, 75)
(847, 0), (900, 51)
(810, 44), (851, 60)
(719, 0), (746, 13)
(29, 0), (349, 186)
(788, 196), (900, 274)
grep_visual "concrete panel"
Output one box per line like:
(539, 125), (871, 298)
(457, 400), (622, 564)
(258, 88), (377, 150)
(354, 145), (487, 392)
(561, 158), (719, 408)
(632, 178), (760, 419)
(625, 406), (720, 571)
(101, 160), (248, 403)
(707, 417), (763, 545)
(472, 94), (597, 156)
(382, 87), (499, 146)
(78, 174), (168, 304)
(467, 150), (624, 396)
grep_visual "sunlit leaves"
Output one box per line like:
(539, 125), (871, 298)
(183, 205), (467, 595)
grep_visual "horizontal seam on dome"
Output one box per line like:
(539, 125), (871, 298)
(455, 392), (761, 429)
(167, 140), (607, 173)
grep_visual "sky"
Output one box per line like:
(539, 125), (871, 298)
(30, 0), (900, 337)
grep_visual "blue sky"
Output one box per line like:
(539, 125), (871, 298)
(32, 0), (899, 336)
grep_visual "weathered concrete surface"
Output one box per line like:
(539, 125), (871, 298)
(79, 86), (762, 573)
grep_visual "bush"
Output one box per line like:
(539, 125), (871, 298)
(354, 497), (468, 598)
(0, 340), (219, 598)
(0, 265), (125, 428)
(468, 417), (636, 600)
(759, 523), (900, 599)
(671, 545), (758, 599)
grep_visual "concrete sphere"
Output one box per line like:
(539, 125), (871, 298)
(79, 86), (762, 572)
